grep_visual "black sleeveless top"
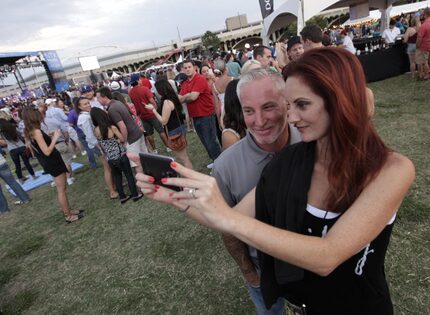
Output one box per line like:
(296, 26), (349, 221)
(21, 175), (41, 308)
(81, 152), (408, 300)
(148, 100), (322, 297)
(408, 32), (417, 44)
(279, 205), (394, 314)
(255, 142), (394, 314)
(31, 130), (68, 177)
(160, 98), (183, 132)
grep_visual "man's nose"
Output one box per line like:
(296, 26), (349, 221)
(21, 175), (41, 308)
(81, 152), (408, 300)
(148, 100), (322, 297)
(254, 112), (265, 126)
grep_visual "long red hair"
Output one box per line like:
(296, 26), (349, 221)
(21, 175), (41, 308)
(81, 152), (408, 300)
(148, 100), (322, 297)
(285, 47), (389, 212)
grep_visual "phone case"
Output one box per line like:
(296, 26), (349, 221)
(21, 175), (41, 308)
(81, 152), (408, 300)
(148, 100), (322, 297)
(139, 153), (181, 191)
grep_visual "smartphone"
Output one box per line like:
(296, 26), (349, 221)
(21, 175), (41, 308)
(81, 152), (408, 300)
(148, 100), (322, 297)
(139, 153), (181, 191)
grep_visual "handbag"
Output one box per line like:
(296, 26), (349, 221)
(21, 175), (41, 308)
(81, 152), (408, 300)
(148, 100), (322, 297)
(165, 108), (187, 151)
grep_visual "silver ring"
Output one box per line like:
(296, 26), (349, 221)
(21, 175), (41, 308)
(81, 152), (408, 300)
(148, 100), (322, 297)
(188, 188), (198, 199)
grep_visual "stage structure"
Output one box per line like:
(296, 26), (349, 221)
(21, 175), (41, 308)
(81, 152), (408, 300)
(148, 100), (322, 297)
(0, 50), (69, 93)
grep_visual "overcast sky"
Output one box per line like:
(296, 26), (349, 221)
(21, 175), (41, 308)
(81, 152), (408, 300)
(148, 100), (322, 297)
(0, 0), (271, 61)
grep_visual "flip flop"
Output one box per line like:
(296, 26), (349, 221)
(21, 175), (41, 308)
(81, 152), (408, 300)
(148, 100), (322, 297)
(65, 212), (84, 224)
(70, 209), (85, 215)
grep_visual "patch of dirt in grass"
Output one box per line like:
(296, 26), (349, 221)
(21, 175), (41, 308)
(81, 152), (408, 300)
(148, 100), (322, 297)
(5, 235), (46, 260)
(0, 265), (20, 290)
(1, 289), (38, 315)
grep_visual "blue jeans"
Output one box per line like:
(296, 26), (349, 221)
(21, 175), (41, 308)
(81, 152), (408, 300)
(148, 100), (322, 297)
(193, 115), (221, 161)
(78, 133), (97, 168)
(0, 185), (9, 213)
(246, 285), (285, 315)
(0, 163), (30, 213)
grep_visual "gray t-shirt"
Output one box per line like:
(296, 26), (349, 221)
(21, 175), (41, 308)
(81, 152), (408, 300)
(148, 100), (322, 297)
(212, 125), (301, 260)
(107, 99), (143, 144)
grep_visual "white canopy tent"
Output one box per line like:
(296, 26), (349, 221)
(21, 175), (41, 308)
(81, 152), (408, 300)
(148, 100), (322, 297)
(261, 0), (409, 44)
(342, 0), (430, 25)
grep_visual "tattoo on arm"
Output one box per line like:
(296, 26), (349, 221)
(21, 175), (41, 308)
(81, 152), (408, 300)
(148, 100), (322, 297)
(222, 233), (256, 275)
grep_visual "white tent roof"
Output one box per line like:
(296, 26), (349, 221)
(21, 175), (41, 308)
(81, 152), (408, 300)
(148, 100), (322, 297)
(343, 0), (430, 25)
(262, 0), (418, 38)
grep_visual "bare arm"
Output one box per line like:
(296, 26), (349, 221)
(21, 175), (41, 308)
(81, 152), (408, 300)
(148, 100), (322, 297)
(178, 92), (200, 103)
(111, 125), (125, 143)
(116, 121), (128, 144)
(221, 130), (240, 151)
(222, 234), (260, 286)
(275, 42), (290, 69)
(147, 100), (173, 126)
(32, 129), (59, 156)
(416, 36), (422, 49)
(178, 94), (187, 103)
(149, 97), (158, 109)
(222, 154), (415, 276)
(159, 156), (414, 276)
(403, 28), (411, 43)
(366, 87), (375, 117)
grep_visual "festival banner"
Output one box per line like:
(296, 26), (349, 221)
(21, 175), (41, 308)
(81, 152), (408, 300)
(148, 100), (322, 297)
(41, 50), (69, 92)
(259, 0), (274, 19)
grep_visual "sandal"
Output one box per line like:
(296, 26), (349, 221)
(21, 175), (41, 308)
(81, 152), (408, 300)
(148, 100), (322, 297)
(69, 209), (85, 215)
(110, 192), (119, 199)
(65, 212), (84, 224)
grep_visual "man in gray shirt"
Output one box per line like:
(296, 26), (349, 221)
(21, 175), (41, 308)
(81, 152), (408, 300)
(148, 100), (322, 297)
(212, 69), (301, 314)
(97, 86), (147, 172)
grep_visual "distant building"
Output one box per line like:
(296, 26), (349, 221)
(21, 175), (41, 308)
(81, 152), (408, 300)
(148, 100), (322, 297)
(225, 15), (248, 31)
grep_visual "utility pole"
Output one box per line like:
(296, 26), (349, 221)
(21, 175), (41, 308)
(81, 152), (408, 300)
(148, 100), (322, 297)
(177, 26), (182, 44)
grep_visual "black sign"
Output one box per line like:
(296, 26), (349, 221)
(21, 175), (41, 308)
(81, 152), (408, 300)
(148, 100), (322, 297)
(259, 0), (274, 19)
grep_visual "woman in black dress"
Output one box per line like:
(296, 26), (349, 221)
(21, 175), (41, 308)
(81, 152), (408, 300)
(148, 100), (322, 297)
(22, 108), (83, 223)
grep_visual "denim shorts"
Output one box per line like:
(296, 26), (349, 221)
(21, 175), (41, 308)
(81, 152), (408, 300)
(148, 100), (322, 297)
(407, 43), (416, 55)
(168, 125), (186, 138)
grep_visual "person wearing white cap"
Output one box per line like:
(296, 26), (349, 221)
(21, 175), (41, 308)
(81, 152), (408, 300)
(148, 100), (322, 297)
(109, 81), (132, 104)
(109, 81), (121, 91)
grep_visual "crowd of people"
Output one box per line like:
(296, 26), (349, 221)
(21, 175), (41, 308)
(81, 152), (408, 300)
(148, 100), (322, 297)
(0, 22), (417, 314)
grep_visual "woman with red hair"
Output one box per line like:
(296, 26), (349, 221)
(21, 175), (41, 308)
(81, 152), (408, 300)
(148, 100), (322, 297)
(135, 48), (415, 314)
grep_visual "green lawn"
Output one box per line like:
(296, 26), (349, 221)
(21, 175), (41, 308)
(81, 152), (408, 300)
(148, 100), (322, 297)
(0, 74), (429, 314)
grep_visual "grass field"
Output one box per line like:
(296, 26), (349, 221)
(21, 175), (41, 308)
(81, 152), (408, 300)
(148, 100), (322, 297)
(0, 74), (429, 314)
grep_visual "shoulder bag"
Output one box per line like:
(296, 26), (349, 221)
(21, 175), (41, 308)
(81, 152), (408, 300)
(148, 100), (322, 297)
(164, 108), (187, 151)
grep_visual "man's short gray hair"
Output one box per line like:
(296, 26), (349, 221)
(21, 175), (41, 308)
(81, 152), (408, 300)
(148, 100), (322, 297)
(236, 68), (286, 102)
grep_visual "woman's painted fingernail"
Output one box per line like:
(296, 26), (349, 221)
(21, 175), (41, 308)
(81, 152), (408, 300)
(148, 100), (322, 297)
(154, 185), (160, 189)
(148, 177), (155, 183)
(161, 178), (167, 183)
(170, 162), (177, 168)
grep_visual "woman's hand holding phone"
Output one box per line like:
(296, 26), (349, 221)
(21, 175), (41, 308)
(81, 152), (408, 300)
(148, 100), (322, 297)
(129, 152), (231, 229)
(128, 153), (187, 209)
